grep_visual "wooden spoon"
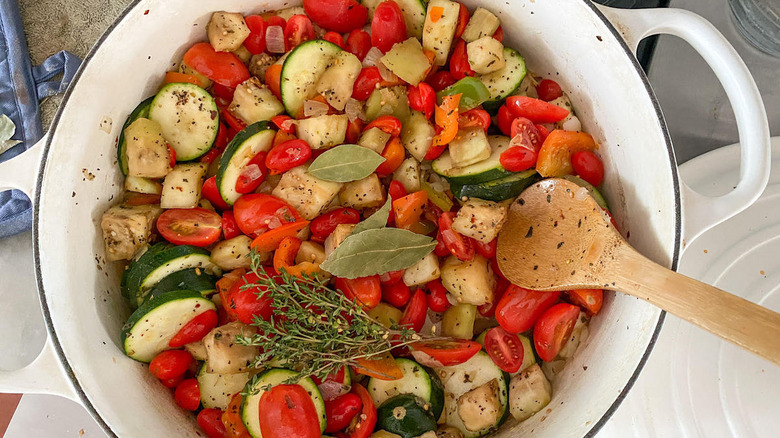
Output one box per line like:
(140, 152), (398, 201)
(496, 178), (780, 365)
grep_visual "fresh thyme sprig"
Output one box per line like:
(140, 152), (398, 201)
(235, 250), (440, 385)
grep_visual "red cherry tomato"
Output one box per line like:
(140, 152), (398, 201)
(492, 26), (504, 42)
(427, 70), (456, 92)
(534, 303), (581, 362)
(497, 105), (514, 136)
(271, 115), (296, 134)
(454, 3), (470, 39)
(336, 276), (382, 309)
(202, 176), (231, 210)
(221, 108), (247, 132)
(352, 66), (383, 101)
(266, 139), (312, 174)
(310, 207), (361, 239)
(149, 350), (194, 381)
(371, 0), (407, 53)
(266, 15), (287, 29)
(236, 151), (268, 194)
(323, 31), (345, 48)
(344, 384), (377, 438)
(449, 39), (474, 81)
(174, 378), (201, 411)
(258, 384), (321, 438)
(459, 108), (491, 132)
(223, 272), (274, 324)
(284, 15), (315, 51)
(438, 212), (475, 261)
(364, 115), (402, 137)
(426, 280), (451, 313)
(510, 117), (542, 151)
(499, 146), (537, 172)
(407, 82), (436, 119)
(484, 326), (525, 373)
(495, 285), (560, 333)
(183, 43), (250, 88)
(197, 408), (229, 438)
(506, 95), (569, 123)
(304, 0), (368, 33)
(243, 15), (267, 54)
(346, 118), (365, 144)
(221, 210), (241, 240)
(324, 393), (363, 433)
(399, 289), (428, 332)
(232, 194), (303, 237)
(411, 339), (481, 366)
(388, 180), (408, 201)
(346, 29), (372, 61)
(213, 83), (236, 102)
(571, 150), (605, 186)
(567, 289), (604, 316)
(478, 276), (508, 318)
(434, 229), (449, 256)
(157, 208), (222, 247)
(382, 281), (411, 308)
(160, 374), (185, 389)
(536, 79), (564, 102)
(474, 238), (497, 259)
(169, 310), (218, 348)
(379, 269), (404, 285)
(535, 124), (550, 143)
(167, 144), (177, 168)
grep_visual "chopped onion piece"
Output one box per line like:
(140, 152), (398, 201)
(377, 60), (399, 83)
(411, 350), (445, 368)
(266, 26), (285, 53)
(561, 114), (582, 132)
(240, 164), (264, 183)
(304, 99), (330, 118)
(345, 98), (367, 122)
(574, 187), (590, 201)
(280, 118), (296, 132)
(362, 47), (383, 67)
(317, 380), (351, 401)
(266, 215), (283, 230)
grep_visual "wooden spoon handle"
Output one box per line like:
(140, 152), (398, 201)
(612, 244), (780, 366)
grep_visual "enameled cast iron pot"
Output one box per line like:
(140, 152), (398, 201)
(0, 1), (770, 436)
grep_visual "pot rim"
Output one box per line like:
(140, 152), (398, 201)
(30, 1), (680, 436)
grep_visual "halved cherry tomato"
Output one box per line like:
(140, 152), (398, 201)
(364, 115), (402, 137)
(324, 393), (362, 433)
(352, 66), (383, 101)
(371, 0), (407, 53)
(567, 289), (603, 316)
(265, 64), (283, 100)
(375, 136), (405, 176)
(304, 0), (368, 33)
(346, 118), (365, 143)
(379, 269), (404, 285)
(510, 117), (542, 151)
(149, 350), (194, 381)
(174, 378), (201, 411)
(271, 115), (295, 134)
(454, 3), (470, 39)
(169, 309), (218, 348)
(336, 276), (382, 309)
(223, 393), (252, 438)
(343, 384), (377, 438)
(506, 95), (569, 123)
(310, 207), (361, 239)
(232, 193), (303, 237)
(438, 212), (475, 261)
(432, 94), (461, 148)
(198, 408), (229, 438)
(495, 285), (560, 333)
(222, 108), (247, 132)
(497, 104), (514, 136)
(459, 108), (491, 132)
(427, 70), (456, 92)
(284, 15), (315, 51)
(183, 43), (250, 88)
(251, 220), (311, 252)
(236, 151), (268, 194)
(434, 229), (449, 256)
(408, 82), (436, 119)
(258, 384), (321, 438)
(474, 238), (497, 259)
(535, 124), (550, 144)
(266, 139), (312, 174)
(212, 82), (236, 101)
(221, 210), (241, 240)
(537, 79), (564, 102)
(399, 289), (427, 332)
(157, 208), (222, 247)
(243, 15), (267, 54)
(224, 272), (274, 324)
(411, 339), (481, 366)
(323, 31), (345, 48)
(534, 303), (580, 362)
(571, 150), (605, 186)
(424, 135), (447, 160)
(484, 326), (525, 373)
(492, 25), (504, 42)
(346, 29), (372, 61)
(449, 39), (474, 81)
(426, 280), (451, 313)
(499, 146), (537, 172)
(202, 177), (231, 211)
(164, 71), (202, 87)
(393, 190), (428, 229)
(382, 281), (411, 308)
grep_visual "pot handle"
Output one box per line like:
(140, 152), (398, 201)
(0, 134), (79, 401)
(598, 6), (771, 246)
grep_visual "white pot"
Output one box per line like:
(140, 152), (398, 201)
(0, 1), (770, 437)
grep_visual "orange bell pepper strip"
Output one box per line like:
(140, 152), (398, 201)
(223, 393), (252, 438)
(375, 136), (405, 176)
(164, 71), (204, 88)
(535, 130), (597, 177)
(353, 353), (404, 380)
(432, 94), (461, 147)
(429, 6), (444, 23)
(567, 289), (604, 316)
(392, 191), (428, 230)
(265, 64), (283, 100)
(272, 129), (298, 148)
(251, 221), (310, 252)
(273, 236), (322, 279)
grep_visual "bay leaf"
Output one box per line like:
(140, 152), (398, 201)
(321, 228), (437, 279)
(351, 198), (392, 236)
(307, 144), (385, 182)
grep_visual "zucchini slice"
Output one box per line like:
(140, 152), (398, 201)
(432, 135), (513, 185)
(215, 121), (276, 205)
(559, 175), (608, 209)
(476, 47), (527, 106)
(117, 96), (154, 175)
(368, 358), (444, 420)
(450, 169), (540, 202)
(148, 82), (219, 160)
(241, 368), (326, 437)
(121, 290), (216, 362)
(376, 394), (437, 438)
(142, 268), (218, 306)
(280, 40), (342, 118)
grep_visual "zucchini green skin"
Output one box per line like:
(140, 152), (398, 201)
(215, 121), (275, 205)
(148, 82), (219, 160)
(476, 47), (527, 107)
(432, 135), (513, 185)
(451, 170), (540, 202)
(437, 77), (491, 111)
(117, 96), (154, 175)
(367, 358), (444, 420)
(280, 39), (342, 118)
(376, 394), (437, 438)
(559, 175), (609, 209)
(142, 268), (218, 305)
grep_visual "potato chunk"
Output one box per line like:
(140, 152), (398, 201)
(339, 174), (385, 209)
(101, 204), (162, 261)
(440, 255), (495, 306)
(272, 165), (343, 220)
(451, 199), (508, 243)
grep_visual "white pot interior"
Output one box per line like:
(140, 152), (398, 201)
(35, 0), (678, 436)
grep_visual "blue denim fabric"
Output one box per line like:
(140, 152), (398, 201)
(0, 0), (80, 238)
